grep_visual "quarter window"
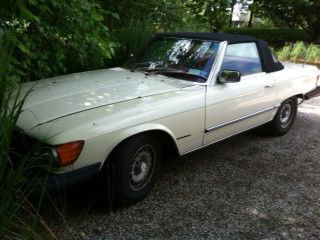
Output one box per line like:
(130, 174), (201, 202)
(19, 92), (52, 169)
(221, 42), (263, 76)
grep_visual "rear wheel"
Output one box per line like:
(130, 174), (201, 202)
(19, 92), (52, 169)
(266, 97), (298, 136)
(103, 134), (162, 204)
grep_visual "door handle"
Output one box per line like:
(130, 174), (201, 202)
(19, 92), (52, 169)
(265, 84), (276, 88)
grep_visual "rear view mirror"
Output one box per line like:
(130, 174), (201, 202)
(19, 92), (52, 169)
(218, 70), (241, 83)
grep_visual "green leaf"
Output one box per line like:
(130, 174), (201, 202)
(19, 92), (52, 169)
(17, 43), (31, 55)
(18, 4), (40, 23)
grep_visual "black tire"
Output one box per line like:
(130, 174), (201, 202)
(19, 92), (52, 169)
(266, 97), (298, 136)
(103, 134), (162, 204)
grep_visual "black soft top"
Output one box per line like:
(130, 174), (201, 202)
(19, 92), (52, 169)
(155, 32), (284, 73)
(156, 32), (258, 44)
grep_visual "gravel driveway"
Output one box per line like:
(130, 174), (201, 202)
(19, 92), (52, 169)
(49, 97), (320, 240)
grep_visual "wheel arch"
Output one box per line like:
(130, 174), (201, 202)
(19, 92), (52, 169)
(100, 124), (180, 170)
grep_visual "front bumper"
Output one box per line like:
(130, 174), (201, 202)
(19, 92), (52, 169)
(10, 129), (102, 193)
(305, 86), (320, 100)
(29, 163), (101, 192)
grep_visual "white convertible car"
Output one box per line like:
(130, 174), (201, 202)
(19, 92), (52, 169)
(12, 32), (320, 202)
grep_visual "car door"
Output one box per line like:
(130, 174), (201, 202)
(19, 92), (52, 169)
(204, 42), (277, 145)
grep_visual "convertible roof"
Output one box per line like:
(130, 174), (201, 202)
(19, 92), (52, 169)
(155, 32), (258, 43)
(154, 32), (284, 73)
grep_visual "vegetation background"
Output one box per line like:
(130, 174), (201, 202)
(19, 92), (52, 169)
(0, 0), (319, 238)
(1, 0), (319, 84)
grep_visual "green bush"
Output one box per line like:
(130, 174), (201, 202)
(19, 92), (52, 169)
(276, 42), (320, 63)
(290, 42), (306, 60)
(223, 28), (311, 47)
(277, 45), (292, 61)
(0, 30), (55, 239)
(305, 44), (320, 63)
(2, 0), (116, 82)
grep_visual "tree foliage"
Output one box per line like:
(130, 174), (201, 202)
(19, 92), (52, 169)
(101, 0), (238, 32)
(1, 0), (116, 82)
(100, 0), (239, 67)
(253, 0), (320, 43)
(184, 0), (232, 31)
(100, 0), (197, 31)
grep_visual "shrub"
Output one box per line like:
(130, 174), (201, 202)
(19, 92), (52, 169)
(277, 45), (292, 61)
(0, 30), (55, 239)
(276, 42), (320, 64)
(305, 44), (320, 63)
(2, 0), (116, 82)
(290, 42), (306, 61)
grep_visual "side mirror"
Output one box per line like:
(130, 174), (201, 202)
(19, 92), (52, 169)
(217, 70), (241, 84)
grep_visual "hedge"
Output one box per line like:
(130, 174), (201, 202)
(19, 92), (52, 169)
(222, 28), (311, 47)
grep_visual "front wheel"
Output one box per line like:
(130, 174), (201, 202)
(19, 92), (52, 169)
(103, 134), (162, 204)
(265, 97), (298, 136)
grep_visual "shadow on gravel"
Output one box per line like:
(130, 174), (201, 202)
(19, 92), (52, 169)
(38, 176), (139, 220)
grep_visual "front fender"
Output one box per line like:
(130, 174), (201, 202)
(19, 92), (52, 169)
(72, 123), (179, 171)
(115, 123), (177, 145)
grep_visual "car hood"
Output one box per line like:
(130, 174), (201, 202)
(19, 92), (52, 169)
(17, 68), (192, 129)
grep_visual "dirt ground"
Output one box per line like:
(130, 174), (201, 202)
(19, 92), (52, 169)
(47, 97), (320, 240)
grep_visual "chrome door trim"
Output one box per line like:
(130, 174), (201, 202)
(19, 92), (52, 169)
(205, 105), (280, 133)
(182, 118), (270, 156)
(208, 41), (228, 86)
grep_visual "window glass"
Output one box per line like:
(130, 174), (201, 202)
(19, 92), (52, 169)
(221, 43), (263, 76)
(129, 38), (220, 83)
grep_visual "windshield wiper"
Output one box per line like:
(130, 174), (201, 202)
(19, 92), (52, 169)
(150, 69), (207, 81)
(127, 61), (178, 73)
(127, 64), (207, 81)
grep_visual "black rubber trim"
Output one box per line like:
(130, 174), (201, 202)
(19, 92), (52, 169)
(176, 134), (191, 140)
(305, 87), (320, 100)
(29, 163), (101, 192)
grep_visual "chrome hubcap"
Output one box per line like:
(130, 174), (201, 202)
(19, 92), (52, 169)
(279, 103), (292, 128)
(129, 144), (155, 191)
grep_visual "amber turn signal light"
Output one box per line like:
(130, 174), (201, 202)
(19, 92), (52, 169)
(53, 140), (84, 167)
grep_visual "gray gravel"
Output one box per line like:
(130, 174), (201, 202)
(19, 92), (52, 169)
(48, 97), (320, 240)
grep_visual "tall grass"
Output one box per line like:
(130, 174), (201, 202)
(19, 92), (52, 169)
(277, 42), (320, 65)
(0, 29), (56, 239)
(106, 20), (154, 67)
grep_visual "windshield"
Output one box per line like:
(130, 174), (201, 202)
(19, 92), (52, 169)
(128, 37), (220, 83)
